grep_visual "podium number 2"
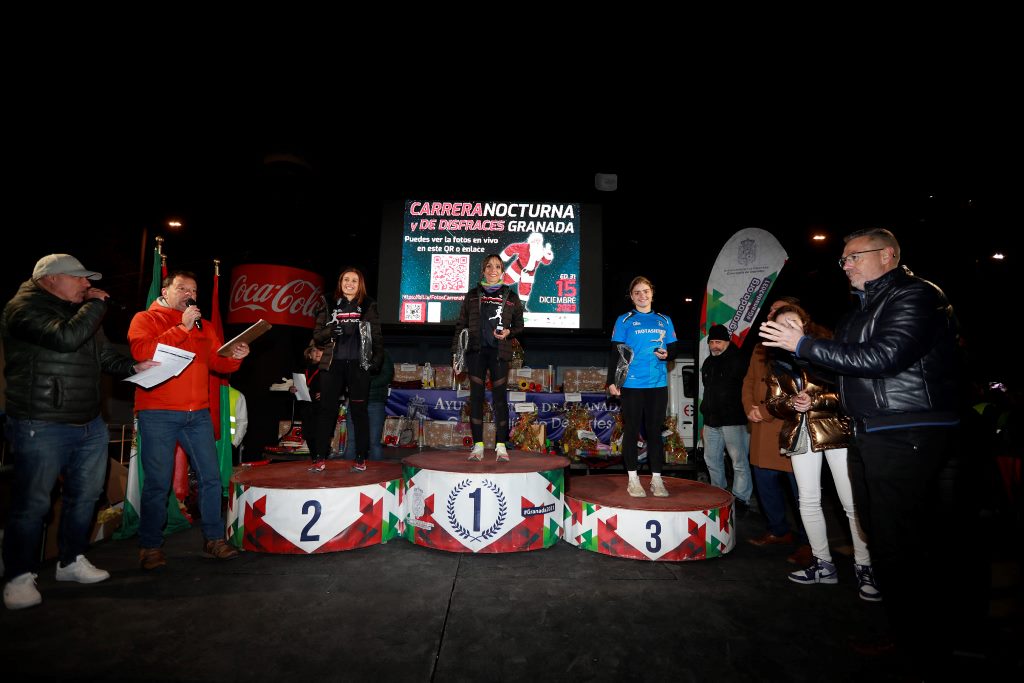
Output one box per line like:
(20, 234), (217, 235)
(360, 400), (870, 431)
(646, 519), (661, 552)
(301, 500), (322, 541)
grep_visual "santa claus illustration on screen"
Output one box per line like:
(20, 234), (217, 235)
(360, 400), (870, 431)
(500, 232), (553, 311)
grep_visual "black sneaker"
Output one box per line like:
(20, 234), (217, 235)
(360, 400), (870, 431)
(350, 460), (367, 472)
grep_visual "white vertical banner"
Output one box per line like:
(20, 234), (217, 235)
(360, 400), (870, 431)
(697, 228), (788, 449)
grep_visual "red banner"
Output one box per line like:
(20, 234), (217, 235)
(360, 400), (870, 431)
(228, 264), (325, 328)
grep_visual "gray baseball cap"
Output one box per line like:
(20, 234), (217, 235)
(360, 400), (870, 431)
(32, 254), (102, 281)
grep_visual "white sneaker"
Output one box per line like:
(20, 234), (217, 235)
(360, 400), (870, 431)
(650, 477), (669, 497)
(467, 443), (485, 461)
(495, 443), (510, 462)
(626, 479), (646, 497)
(55, 555), (110, 584)
(4, 573), (42, 610)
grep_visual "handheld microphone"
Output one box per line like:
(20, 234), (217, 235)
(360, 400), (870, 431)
(185, 298), (202, 330)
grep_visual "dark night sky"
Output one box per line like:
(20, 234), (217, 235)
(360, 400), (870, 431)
(6, 139), (1015, 385)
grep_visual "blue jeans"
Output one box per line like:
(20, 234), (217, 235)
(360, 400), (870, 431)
(137, 410), (224, 548)
(344, 400), (386, 460)
(703, 424), (752, 503)
(2, 415), (108, 578)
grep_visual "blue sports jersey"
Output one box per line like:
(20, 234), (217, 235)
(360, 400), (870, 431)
(611, 310), (677, 389)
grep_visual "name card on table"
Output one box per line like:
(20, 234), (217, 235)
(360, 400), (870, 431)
(508, 391), (527, 402)
(515, 402), (538, 413)
(564, 393), (583, 403)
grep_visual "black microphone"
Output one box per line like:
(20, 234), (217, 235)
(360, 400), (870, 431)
(185, 298), (202, 330)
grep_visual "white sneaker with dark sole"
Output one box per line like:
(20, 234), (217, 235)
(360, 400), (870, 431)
(626, 479), (646, 497)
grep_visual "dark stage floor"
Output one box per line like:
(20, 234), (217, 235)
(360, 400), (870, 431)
(1, 452), (1019, 682)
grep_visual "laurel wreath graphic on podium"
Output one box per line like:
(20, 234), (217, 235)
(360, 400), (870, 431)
(447, 478), (507, 542)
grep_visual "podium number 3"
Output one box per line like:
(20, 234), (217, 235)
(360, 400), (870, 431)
(646, 519), (661, 552)
(301, 500), (322, 541)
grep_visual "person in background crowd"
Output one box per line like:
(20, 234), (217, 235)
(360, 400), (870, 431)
(744, 297), (811, 567)
(452, 254), (525, 462)
(2, 254), (157, 609)
(607, 276), (678, 497)
(701, 324), (753, 511)
(345, 348), (393, 460)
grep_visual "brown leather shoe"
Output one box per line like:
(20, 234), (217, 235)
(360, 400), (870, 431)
(788, 544), (813, 566)
(748, 531), (795, 547)
(203, 538), (240, 560)
(139, 547), (167, 571)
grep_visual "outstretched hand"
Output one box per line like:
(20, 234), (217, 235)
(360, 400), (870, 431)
(759, 319), (802, 352)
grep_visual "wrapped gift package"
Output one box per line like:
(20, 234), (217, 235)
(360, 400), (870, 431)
(562, 367), (608, 393)
(507, 367), (551, 392)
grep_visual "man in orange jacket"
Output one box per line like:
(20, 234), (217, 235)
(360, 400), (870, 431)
(129, 271), (249, 570)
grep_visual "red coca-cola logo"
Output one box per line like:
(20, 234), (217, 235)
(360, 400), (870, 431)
(228, 264), (325, 328)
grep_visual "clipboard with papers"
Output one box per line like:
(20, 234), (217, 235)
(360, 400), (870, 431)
(217, 319), (272, 356)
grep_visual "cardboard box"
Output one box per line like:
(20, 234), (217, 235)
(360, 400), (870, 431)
(105, 458), (128, 506)
(422, 420), (466, 448)
(562, 367), (608, 393)
(508, 367), (551, 392)
(392, 363), (421, 383)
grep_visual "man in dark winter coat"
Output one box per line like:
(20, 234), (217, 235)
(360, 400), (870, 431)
(700, 324), (752, 507)
(2, 254), (155, 610)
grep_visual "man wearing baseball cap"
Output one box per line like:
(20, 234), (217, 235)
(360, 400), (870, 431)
(1, 254), (157, 609)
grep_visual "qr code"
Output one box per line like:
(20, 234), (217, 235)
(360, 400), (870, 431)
(430, 254), (470, 293)
(401, 301), (425, 323)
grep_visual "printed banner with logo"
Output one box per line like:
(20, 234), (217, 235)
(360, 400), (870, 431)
(228, 264), (325, 328)
(387, 389), (617, 443)
(697, 228), (788, 447)
(402, 464), (563, 553)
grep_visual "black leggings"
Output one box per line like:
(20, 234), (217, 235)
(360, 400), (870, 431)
(467, 348), (509, 444)
(620, 386), (668, 474)
(314, 359), (370, 460)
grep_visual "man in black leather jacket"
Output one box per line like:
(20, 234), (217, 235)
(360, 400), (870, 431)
(2, 254), (155, 610)
(760, 228), (959, 674)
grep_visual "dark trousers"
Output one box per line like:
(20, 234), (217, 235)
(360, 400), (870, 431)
(620, 387), (668, 474)
(467, 348), (509, 444)
(752, 466), (806, 541)
(848, 426), (955, 669)
(315, 359), (370, 460)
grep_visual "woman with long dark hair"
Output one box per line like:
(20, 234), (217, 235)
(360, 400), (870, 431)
(309, 267), (383, 472)
(452, 254), (525, 462)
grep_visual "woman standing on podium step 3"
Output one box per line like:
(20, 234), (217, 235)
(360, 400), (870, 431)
(308, 267), (383, 473)
(452, 254), (525, 463)
(763, 303), (879, 602)
(607, 276), (677, 498)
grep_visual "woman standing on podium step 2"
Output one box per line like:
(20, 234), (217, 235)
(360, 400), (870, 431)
(452, 254), (525, 463)
(763, 303), (879, 602)
(308, 267), (384, 473)
(607, 276), (677, 498)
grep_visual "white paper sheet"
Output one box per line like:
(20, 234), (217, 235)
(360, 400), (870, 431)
(291, 372), (311, 402)
(123, 344), (195, 389)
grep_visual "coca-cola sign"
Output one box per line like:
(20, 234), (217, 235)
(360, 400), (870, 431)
(228, 264), (325, 328)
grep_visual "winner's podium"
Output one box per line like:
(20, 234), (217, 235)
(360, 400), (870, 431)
(565, 476), (736, 561)
(402, 450), (569, 553)
(227, 461), (403, 554)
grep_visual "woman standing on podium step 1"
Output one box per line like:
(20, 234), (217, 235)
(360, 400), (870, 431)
(452, 254), (525, 463)
(607, 276), (677, 498)
(308, 268), (384, 473)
